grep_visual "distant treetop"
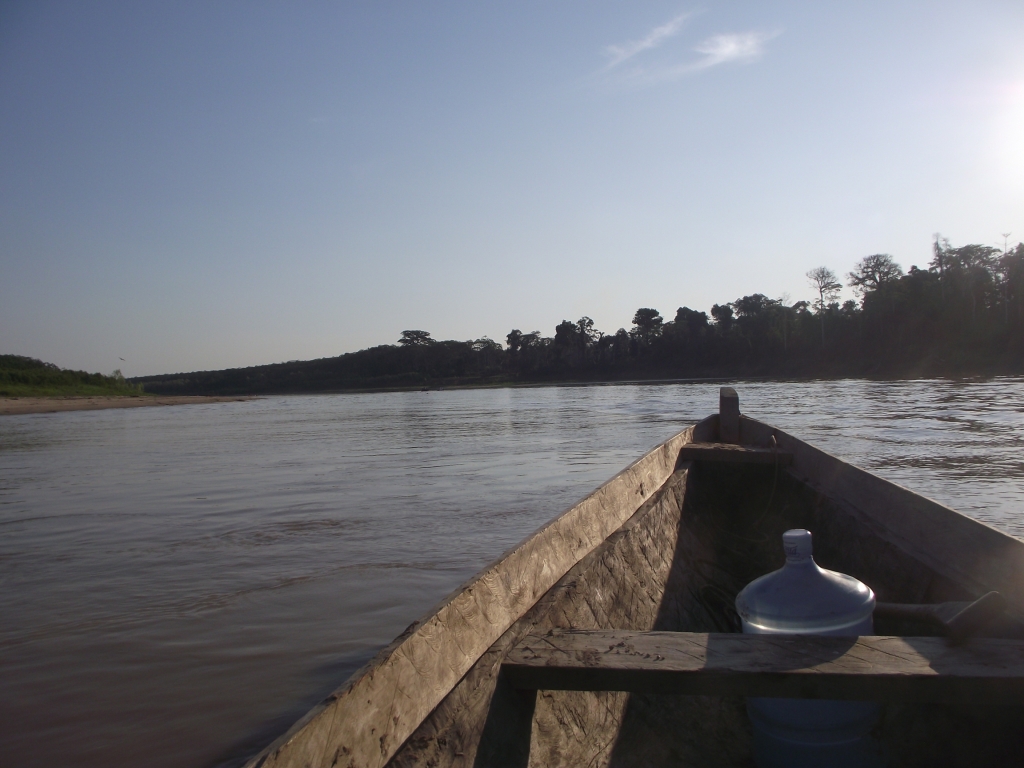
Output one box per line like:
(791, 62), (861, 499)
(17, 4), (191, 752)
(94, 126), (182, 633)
(398, 330), (434, 346)
(848, 254), (903, 296)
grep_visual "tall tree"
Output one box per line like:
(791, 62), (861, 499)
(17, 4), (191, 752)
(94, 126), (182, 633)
(674, 307), (709, 337)
(732, 294), (776, 317)
(554, 320), (578, 347)
(946, 245), (999, 325)
(576, 316), (599, 347)
(931, 234), (951, 299)
(806, 267), (842, 346)
(520, 331), (541, 349)
(471, 337), (501, 352)
(631, 308), (663, 346)
(710, 303), (734, 331)
(848, 254), (903, 297)
(998, 243), (1024, 328)
(398, 330), (433, 346)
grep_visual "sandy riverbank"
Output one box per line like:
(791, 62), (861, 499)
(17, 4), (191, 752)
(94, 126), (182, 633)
(0, 395), (254, 416)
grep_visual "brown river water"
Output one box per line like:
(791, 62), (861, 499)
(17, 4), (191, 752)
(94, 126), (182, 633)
(2, 380), (1023, 767)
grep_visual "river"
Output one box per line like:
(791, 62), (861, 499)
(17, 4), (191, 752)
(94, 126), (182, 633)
(1, 379), (1022, 767)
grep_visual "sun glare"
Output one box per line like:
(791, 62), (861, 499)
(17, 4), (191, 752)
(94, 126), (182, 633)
(990, 78), (1024, 187)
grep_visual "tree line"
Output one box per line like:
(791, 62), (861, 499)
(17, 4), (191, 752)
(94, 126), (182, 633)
(135, 236), (1024, 395)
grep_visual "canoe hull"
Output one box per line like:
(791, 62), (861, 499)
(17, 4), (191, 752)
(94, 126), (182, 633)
(245, 410), (1024, 768)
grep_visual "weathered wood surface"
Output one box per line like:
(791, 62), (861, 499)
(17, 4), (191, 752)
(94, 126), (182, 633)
(388, 458), (752, 768)
(242, 423), (700, 768)
(504, 630), (1024, 704)
(388, 417), (762, 768)
(677, 442), (793, 466)
(718, 387), (739, 443)
(738, 415), (1024, 615)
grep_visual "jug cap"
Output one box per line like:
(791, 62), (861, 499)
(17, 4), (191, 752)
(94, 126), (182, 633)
(783, 529), (813, 560)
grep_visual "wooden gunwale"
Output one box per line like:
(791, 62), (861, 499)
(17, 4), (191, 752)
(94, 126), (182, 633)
(243, 420), (706, 768)
(244, 406), (1024, 768)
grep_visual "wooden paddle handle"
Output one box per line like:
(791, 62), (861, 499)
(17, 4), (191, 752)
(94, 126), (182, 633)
(946, 592), (1007, 646)
(874, 592), (1006, 646)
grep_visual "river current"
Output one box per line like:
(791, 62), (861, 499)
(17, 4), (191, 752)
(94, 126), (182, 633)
(2, 380), (1022, 767)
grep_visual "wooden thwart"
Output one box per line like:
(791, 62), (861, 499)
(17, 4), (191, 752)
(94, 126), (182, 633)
(677, 442), (793, 466)
(503, 630), (1024, 705)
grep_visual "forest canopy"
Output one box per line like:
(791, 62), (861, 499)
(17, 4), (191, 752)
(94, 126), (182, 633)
(133, 236), (1024, 396)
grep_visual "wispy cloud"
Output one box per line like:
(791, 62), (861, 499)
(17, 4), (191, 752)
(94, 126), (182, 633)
(603, 12), (694, 71)
(689, 31), (775, 71)
(600, 18), (781, 87)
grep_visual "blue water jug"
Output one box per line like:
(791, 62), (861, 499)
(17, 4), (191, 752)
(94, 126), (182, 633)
(735, 529), (881, 767)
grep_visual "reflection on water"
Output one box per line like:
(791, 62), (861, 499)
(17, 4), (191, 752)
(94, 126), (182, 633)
(1, 380), (1022, 767)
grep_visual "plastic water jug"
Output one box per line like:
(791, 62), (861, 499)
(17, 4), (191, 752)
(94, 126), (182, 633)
(735, 529), (881, 767)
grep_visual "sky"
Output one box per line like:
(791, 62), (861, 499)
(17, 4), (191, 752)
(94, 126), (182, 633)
(2, 1), (1023, 377)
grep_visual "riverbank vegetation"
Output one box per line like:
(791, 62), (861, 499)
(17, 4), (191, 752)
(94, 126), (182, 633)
(134, 236), (1024, 395)
(1, 356), (146, 397)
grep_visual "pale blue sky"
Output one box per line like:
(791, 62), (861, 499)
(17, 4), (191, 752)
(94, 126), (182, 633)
(2, 2), (1022, 376)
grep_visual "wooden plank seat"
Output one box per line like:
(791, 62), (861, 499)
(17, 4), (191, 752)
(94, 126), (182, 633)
(502, 629), (1024, 705)
(677, 442), (793, 466)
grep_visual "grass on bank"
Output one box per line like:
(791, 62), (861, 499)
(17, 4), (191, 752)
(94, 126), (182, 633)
(0, 355), (147, 397)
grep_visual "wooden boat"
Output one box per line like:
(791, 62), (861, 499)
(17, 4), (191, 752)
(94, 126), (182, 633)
(243, 389), (1024, 767)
